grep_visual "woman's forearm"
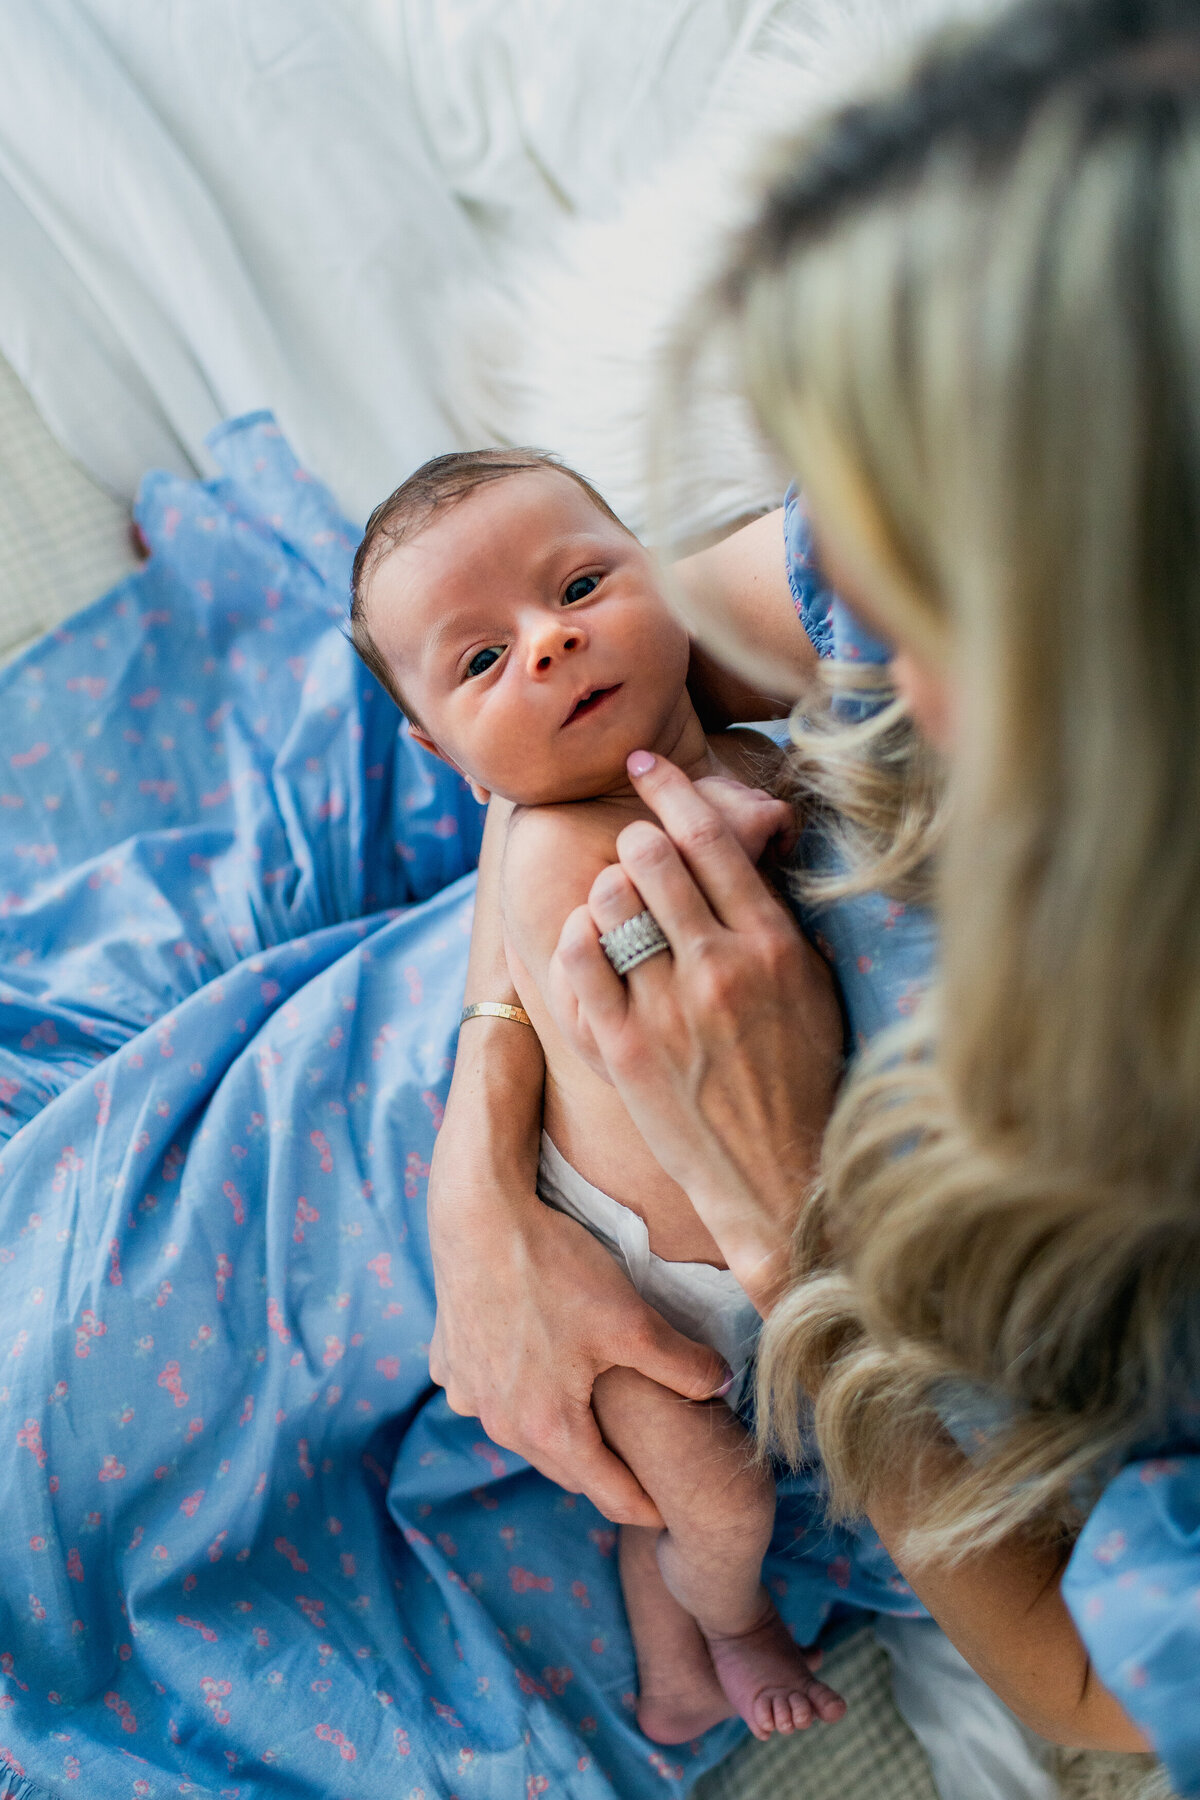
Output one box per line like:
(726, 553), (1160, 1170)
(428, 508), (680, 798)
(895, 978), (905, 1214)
(673, 509), (816, 714)
(430, 795), (545, 1231)
(867, 1457), (1149, 1753)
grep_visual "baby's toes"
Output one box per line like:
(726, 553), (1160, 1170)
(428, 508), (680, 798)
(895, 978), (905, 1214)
(771, 1692), (799, 1735)
(807, 1678), (847, 1724)
(751, 1694), (777, 1741)
(785, 1690), (814, 1733)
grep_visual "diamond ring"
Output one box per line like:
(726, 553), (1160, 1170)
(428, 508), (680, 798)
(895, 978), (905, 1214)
(598, 908), (671, 978)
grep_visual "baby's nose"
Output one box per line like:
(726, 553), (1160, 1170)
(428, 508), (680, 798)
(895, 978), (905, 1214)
(530, 622), (584, 672)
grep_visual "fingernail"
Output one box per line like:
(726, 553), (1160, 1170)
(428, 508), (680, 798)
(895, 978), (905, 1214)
(713, 1367), (736, 1398)
(627, 751), (656, 778)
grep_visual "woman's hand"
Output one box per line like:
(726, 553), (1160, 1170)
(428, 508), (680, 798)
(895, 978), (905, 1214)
(547, 753), (843, 1313)
(564, 772), (799, 1080)
(427, 1129), (732, 1528)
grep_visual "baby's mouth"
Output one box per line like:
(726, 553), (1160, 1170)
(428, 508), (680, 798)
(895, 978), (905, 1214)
(563, 684), (621, 726)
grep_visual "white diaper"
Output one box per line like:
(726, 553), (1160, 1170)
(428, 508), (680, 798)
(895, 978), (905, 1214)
(537, 1133), (761, 1405)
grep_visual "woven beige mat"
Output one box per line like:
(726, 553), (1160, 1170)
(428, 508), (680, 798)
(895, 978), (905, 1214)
(696, 1629), (939, 1800)
(0, 353), (135, 667)
(697, 1627), (1169, 1800)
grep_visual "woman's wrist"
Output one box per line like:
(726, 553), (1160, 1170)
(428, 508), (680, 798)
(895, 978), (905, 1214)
(430, 789), (546, 1245)
(730, 1240), (793, 1317)
(431, 1016), (544, 1209)
(685, 1170), (799, 1315)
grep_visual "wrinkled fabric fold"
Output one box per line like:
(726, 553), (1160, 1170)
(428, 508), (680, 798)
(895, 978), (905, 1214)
(1065, 1457), (1200, 1795)
(0, 416), (927, 1799)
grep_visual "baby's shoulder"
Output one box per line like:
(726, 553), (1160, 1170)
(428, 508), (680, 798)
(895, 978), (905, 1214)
(500, 798), (629, 953)
(504, 795), (624, 869)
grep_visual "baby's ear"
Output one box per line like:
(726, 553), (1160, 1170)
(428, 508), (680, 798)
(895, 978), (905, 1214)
(408, 724), (452, 765)
(407, 725), (490, 804)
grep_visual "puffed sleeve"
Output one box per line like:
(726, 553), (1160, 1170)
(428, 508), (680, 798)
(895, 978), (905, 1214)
(783, 483), (835, 657)
(1062, 1456), (1200, 1795)
(782, 484), (892, 667)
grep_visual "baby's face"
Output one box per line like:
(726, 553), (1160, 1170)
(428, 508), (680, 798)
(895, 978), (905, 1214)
(364, 469), (691, 804)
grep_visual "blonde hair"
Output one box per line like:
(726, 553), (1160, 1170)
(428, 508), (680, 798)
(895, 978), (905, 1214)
(688, 0), (1200, 1555)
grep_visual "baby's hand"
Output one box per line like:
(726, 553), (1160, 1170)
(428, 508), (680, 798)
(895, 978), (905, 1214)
(692, 775), (798, 867)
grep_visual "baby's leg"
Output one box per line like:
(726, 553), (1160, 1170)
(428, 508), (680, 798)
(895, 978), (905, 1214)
(617, 1523), (736, 1742)
(593, 1367), (846, 1744)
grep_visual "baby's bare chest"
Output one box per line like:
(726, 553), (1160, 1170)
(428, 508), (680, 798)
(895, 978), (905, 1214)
(506, 800), (726, 1266)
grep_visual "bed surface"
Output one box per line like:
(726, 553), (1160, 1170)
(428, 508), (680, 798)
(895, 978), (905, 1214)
(0, 349), (1166, 1800)
(0, 0), (1175, 1790)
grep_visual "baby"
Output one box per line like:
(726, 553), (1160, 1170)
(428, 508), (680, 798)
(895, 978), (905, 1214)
(350, 447), (847, 1746)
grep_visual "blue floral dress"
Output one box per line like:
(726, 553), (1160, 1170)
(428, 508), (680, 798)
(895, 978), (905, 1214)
(782, 486), (935, 1042)
(0, 425), (933, 1800)
(785, 484), (1200, 1796)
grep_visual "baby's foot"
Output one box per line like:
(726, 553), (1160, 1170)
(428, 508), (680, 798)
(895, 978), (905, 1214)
(620, 1525), (738, 1744)
(632, 1607), (737, 1743)
(704, 1604), (847, 1742)
(636, 1670), (736, 1747)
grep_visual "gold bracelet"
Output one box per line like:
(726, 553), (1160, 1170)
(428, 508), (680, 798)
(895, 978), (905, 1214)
(459, 1001), (535, 1028)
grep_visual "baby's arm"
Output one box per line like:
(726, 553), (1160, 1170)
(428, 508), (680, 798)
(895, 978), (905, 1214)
(869, 1448), (1149, 1752)
(501, 804), (621, 1026)
(501, 766), (793, 1017)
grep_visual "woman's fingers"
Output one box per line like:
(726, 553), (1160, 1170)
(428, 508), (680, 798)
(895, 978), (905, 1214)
(551, 1317), (727, 1519)
(551, 766), (842, 1306)
(588, 782), (794, 939)
(577, 863), (684, 1033)
(586, 862), (644, 932)
(628, 1312), (731, 1404)
(693, 775), (798, 865)
(471, 1387), (664, 1529)
(541, 909), (608, 1076)
(609, 820), (719, 955)
(547, 901), (630, 1059)
(525, 1403), (665, 1530)
(431, 1181), (690, 1526)
(622, 752), (785, 931)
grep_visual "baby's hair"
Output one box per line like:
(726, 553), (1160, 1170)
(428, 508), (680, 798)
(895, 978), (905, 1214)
(349, 447), (629, 724)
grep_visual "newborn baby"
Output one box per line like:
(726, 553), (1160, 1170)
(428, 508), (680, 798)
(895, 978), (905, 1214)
(350, 448), (846, 1746)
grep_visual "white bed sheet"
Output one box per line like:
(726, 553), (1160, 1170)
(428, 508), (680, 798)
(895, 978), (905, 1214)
(0, 0), (780, 522)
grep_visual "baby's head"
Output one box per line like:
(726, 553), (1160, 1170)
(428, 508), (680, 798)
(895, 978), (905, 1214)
(350, 449), (691, 805)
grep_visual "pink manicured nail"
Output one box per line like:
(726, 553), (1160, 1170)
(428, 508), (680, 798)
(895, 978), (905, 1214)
(713, 1368), (736, 1398)
(627, 751), (656, 777)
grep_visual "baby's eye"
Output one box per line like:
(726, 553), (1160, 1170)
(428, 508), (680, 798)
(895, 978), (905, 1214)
(465, 645), (504, 680)
(563, 575), (598, 605)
